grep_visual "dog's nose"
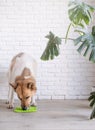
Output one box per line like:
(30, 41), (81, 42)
(22, 106), (27, 110)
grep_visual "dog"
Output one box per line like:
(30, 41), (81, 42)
(7, 52), (37, 110)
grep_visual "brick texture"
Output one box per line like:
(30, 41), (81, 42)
(0, 0), (95, 100)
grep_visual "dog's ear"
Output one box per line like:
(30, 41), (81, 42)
(9, 82), (20, 91)
(9, 83), (15, 88)
(9, 83), (18, 91)
(9, 76), (22, 90)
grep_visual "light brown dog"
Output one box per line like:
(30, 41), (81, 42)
(7, 52), (37, 110)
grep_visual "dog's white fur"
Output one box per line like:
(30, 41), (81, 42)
(7, 52), (37, 108)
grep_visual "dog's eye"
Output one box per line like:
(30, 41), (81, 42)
(26, 96), (30, 99)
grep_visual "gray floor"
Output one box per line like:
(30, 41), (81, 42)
(0, 100), (94, 130)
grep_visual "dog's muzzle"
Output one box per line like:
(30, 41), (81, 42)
(22, 106), (27, 110)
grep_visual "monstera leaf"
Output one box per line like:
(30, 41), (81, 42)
(65, 0), (95, 43)
(74, 26), (95, 62)
(41, 1), (95, 61)
(68, 0), (95, 27)
(88, 91), (95, 107)
(90, 105), (95, 119)
(88, 91), (95, 119)
(41, 32), (61, 60)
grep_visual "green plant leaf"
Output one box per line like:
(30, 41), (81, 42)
(65, 0), (95, 44)
(74, 35), (83, 45)
(83, 45), (90, 57)
(74, 26), (95, 62)
(91, 92), (95, 95)
(68, 0), (95, 27)
(88, 91), (95, 108)
(92, 26), (95, 36)
(90, 104), (95, 119)
(89, 49), (95, 62)
(77, 40), (88, 53)
(41, 32), (62, 60)
(90, 98), (95, 107)
(88, 95), (95, 101)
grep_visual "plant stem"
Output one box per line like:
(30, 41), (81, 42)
(61, 37), (75, 41)
(65, 23), (72, 43)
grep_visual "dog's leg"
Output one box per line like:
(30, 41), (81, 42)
(6, 72), (10, 104)
(6, 85), (11, 104)
(31, 96), (37, 106)
(7, 86), (14, 109)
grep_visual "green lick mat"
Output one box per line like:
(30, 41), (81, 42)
(14, 106), (37, 113)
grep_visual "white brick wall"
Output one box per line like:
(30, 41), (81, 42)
(0, 0), (95, 100)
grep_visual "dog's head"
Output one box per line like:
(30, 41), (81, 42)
(10, 76), (37, 110)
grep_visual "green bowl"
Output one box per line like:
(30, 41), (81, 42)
(14, 106), (37, 113)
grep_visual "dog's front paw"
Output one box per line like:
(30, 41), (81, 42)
(7, 105), (14, 109)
